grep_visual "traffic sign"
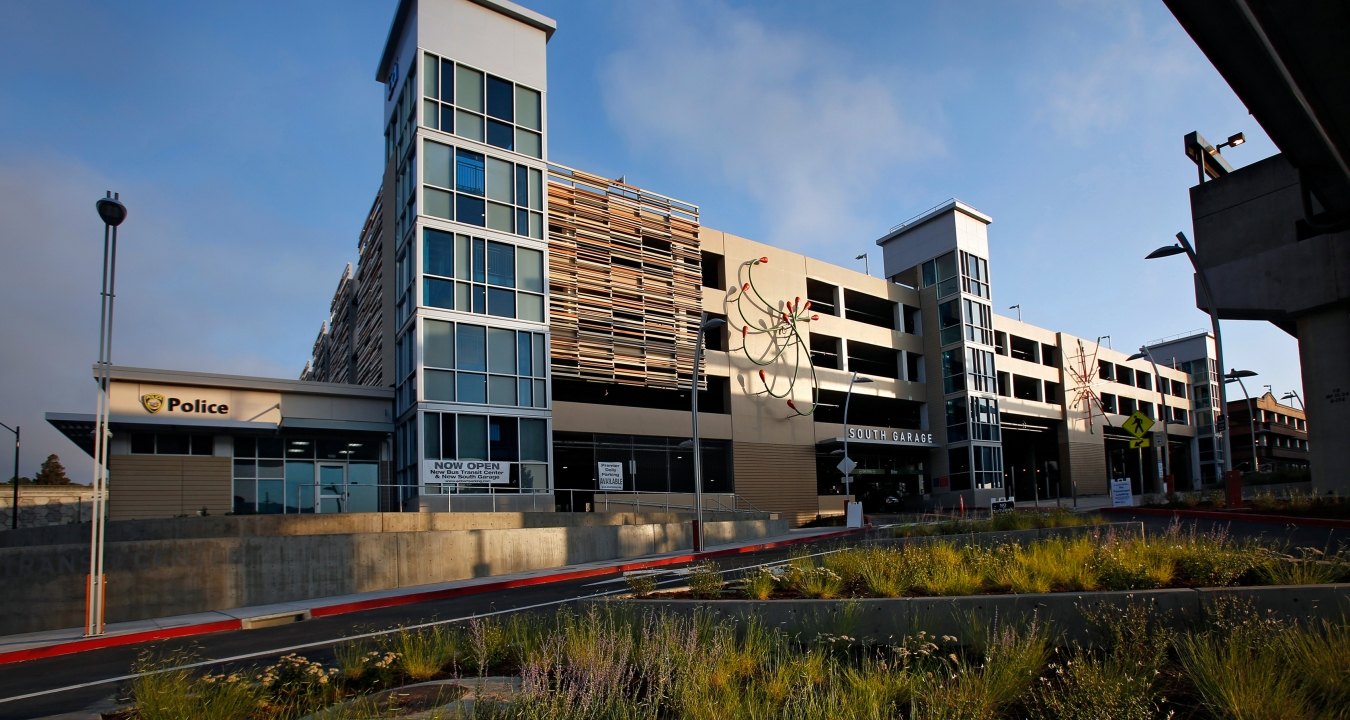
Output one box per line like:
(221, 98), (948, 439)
(1129, 437), (1151, 449)
(1123, 411), (1154, 438)
(836, 457), (857, 476)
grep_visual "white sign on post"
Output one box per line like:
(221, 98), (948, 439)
(1110, 477), (1134, 507)
(836, 457), (857, 476)
(423, 460), (510, 485)
(597, 462), (624, 490)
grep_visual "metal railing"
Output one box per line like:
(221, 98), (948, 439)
(238, 483), (766, 517)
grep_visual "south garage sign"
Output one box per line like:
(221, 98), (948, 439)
(423, 460), (510, 485)
(845, 426), (936, 447)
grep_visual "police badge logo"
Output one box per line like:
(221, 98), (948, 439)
(140, 393), (166, 414)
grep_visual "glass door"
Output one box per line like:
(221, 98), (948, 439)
(316, 463), (347, 513)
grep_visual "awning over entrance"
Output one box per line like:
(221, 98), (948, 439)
(46, 412), (282, 458)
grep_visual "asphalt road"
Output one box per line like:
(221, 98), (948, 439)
(0, 543), (827, 720)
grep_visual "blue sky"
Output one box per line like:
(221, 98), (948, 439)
(0, 0), (1302, 480)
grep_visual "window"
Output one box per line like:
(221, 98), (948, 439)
(942, 349), (965, 394)
(421, 318), (547, 409)
(422, 139), (544, 239)
(843, 289), (897, 330)
(921, 252), (959, 298)
(966, 347), (997, 393)
(960, 251), (990, 299)
(421, 228), (545, 320)
(1012, 374), (1041, 401)
(1009, 335), (1038, 362)
(972, 444), (1003, 489)
(946, 397), (968, 443)
(963, 298), (993, 345)
(1101, 393), (1117, 414)
(806, 278), (838, 316)
(421, 410), (549, 493)
(810, 334), (840, 370)
(970, 396), (1001, 442)
(422, 52), (543, 158)
(938, 299), (961, 346)
(701, 251), (725, 290)
(130, 432), (213, 456)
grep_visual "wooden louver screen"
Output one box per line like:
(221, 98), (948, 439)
(547, 165), (703, 389)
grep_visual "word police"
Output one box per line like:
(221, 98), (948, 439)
(140, 393), (228, 415)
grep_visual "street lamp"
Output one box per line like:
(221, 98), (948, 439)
(1280, 391), (1304, 411)
(840, 373), (874, 505)
(1126, 349), (1170, 494)
(690, 313), (725, 553)
(1224, 369), (1259, 473)
(0, 422), (17, 529)
(855, 253), (869, 276)
(1009, 304), (1021, 322)
(1146, 231), (1233, 487)
(88, 191), (126, 637)
(1183, 130), (1243, 184)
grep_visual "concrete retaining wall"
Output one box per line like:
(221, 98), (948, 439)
(634, 584), (1350, 645)
(0, 487), (94, 530)
(0, 515), (787, 635)
(0, 510), (756, 548)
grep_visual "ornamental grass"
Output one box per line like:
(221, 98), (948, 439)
(735, 525), (1348, 600)
(125, 601), (1348, 719)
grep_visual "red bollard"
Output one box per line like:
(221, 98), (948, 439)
(1224, 470), (1243, 508)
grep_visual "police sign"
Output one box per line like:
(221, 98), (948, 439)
(422, 460), (510, 485)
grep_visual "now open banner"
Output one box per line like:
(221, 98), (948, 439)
(423, 460), (510, 485)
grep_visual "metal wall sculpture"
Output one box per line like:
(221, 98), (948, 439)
(727, 256), (820, 416)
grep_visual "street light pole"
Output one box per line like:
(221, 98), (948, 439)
(1127, 348), (1169, 494)
(1146, 232), (1232, 487)
(690, 313), (724, 553)
(0, 423), (17, 529)
(840, 372), (873, 501)
(855, 253), (869, 276)
(87, 192), (127, 637)
(1280, 391), (1304, 411)
(1225, 370), (1259, 473)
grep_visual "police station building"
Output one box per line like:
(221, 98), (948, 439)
(49, 0), (1201, 525)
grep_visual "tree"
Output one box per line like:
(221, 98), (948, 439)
(33, 454), (72, 485)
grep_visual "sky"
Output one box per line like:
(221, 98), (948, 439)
(0, 0), (1304, 481)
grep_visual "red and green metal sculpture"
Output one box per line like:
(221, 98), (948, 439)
(727, 256), (820, 416)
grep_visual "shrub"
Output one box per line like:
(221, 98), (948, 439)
(130, 652), (263, 720)
(741, 566), (778, 600)
(626, 572), (658, 597)
(687, 561), (725, 599)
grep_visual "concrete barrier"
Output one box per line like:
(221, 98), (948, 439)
(0, 515), (786, 635)
(632, 584), (1350, 645)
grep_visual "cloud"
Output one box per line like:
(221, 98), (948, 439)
(1034, 3), (1207, 145)
(599, 1), (943, 251)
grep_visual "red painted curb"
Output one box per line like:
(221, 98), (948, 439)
(1101, 506), (1350, 529)
(0, 619), (242, 666)
(0, 528), (861, 665)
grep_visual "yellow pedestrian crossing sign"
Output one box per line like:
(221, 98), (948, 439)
(1123, 411), (1154, 438)
(1129, 437), (1151, 449)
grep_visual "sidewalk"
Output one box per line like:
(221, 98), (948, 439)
(0, 526), (861, 666)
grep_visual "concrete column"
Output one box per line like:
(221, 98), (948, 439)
(1296, 306), (1350, 495)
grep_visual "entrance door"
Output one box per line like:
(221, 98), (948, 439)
(316, 463), (346, 513)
